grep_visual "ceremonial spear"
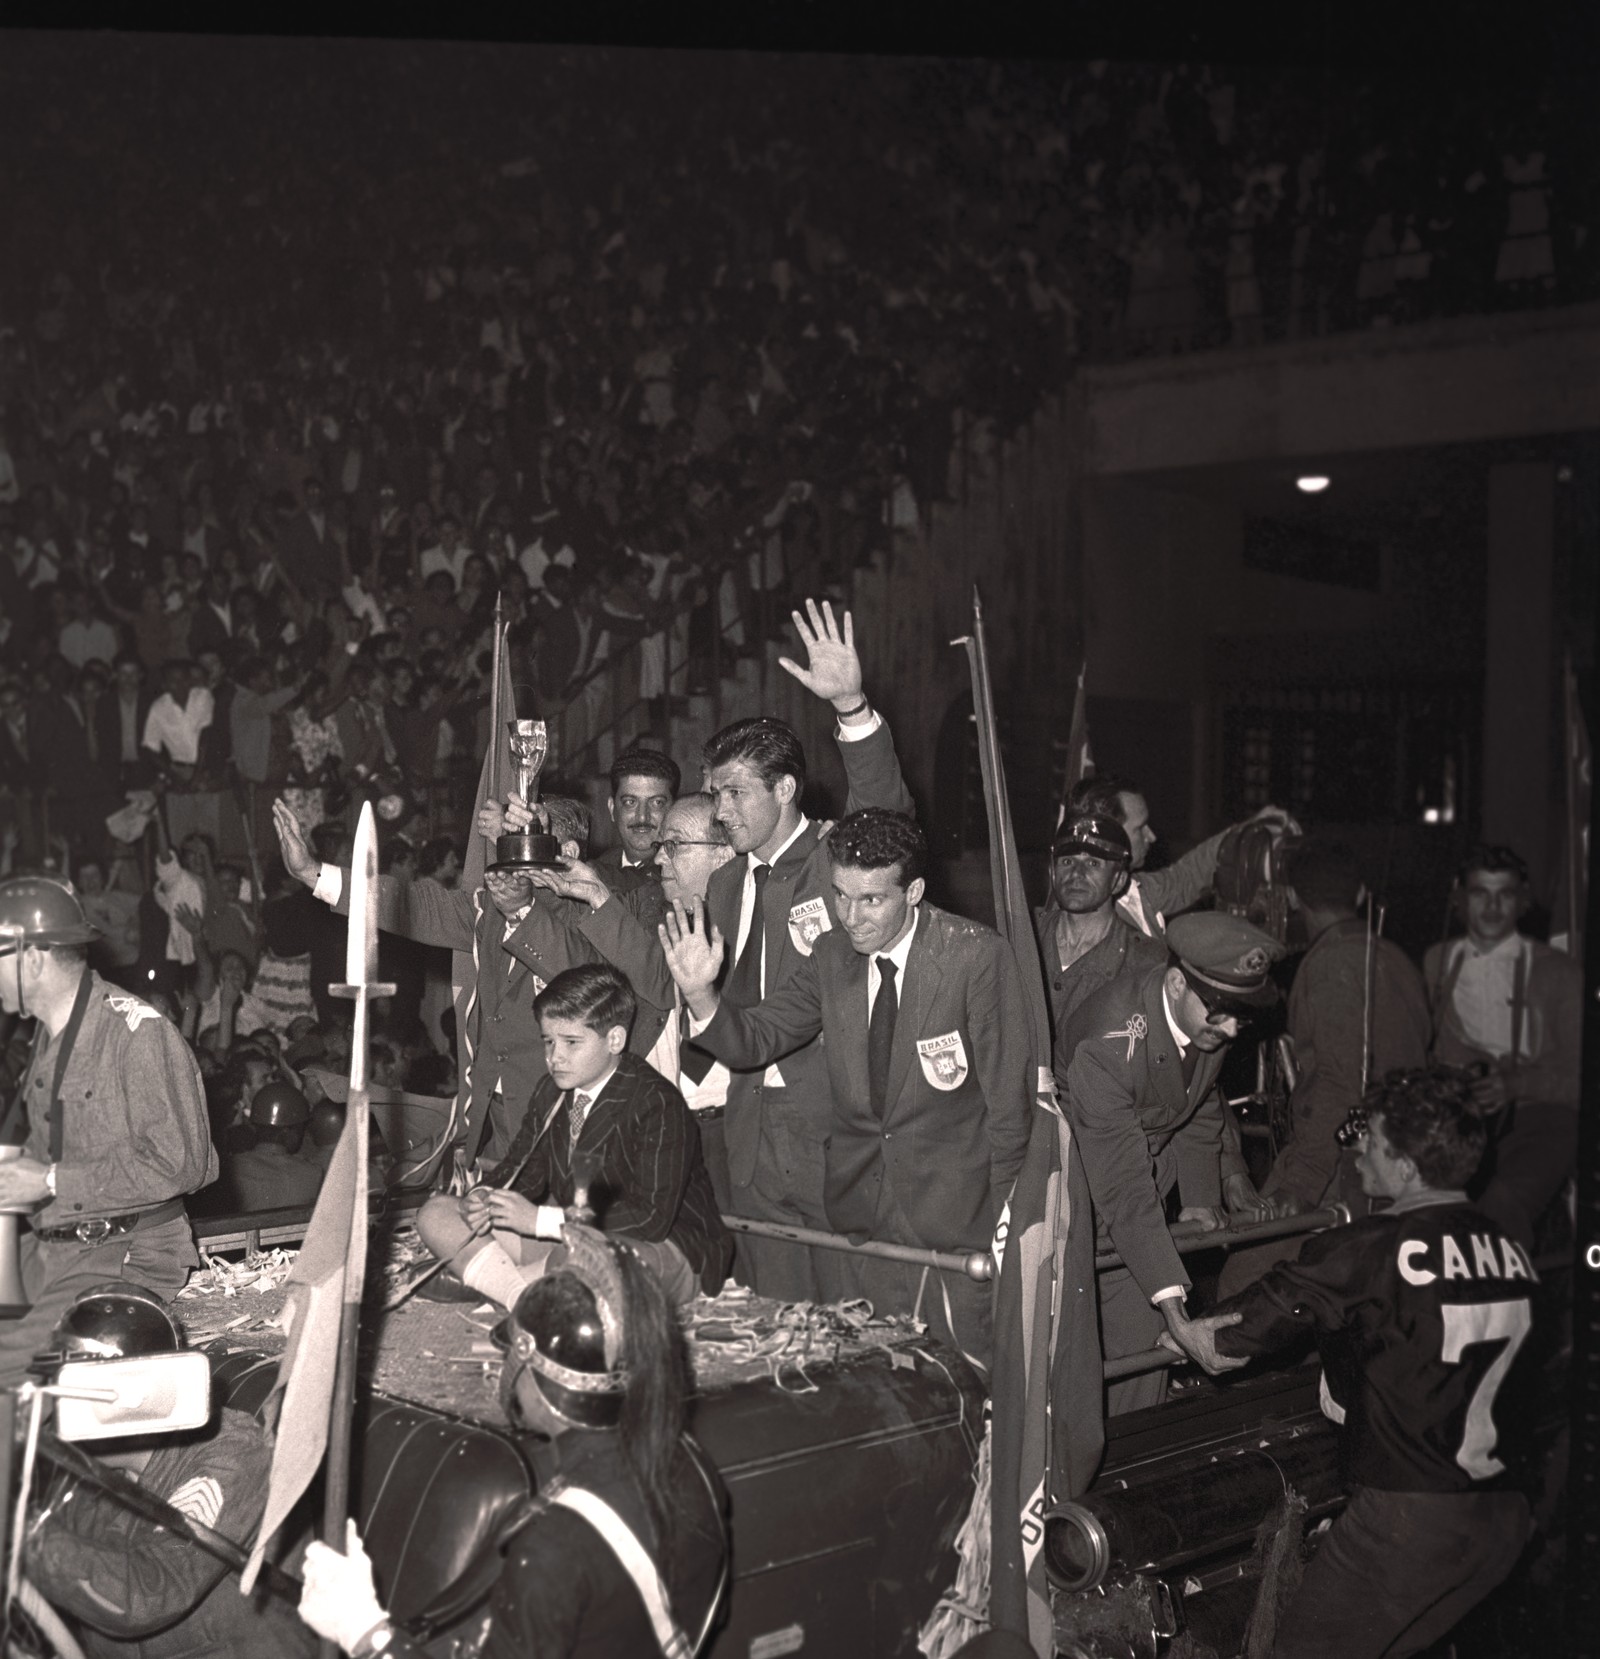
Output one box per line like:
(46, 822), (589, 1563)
(240, 799), (393, 1659)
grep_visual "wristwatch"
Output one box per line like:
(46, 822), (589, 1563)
(352, 1620), (395, 1657)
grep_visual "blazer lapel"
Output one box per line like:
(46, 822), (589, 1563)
(1141, 973), (1188, 1118)
(833, 946), (872, 1109)
(886, 909), (942, 1109)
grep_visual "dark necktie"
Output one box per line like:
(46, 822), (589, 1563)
(568, 1090), (592, 1151)
(724, 862), (770, 1007)
(1180, 1042), (1200, 1091)
(680, 1004), (716, 1085)
(869, 957), (898, 1120)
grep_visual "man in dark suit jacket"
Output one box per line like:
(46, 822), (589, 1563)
(690, 599), (913, 1300)
(663, 809), (1029, 1366)
(97, 655), (155, 794)
(592, 746), (678, 894)
(415, 965), (731, 1306)
(186, 570), (237, 663)
(273, 477), (336, 599)
(1057, 912), (1285, 1413)
(29, 657), (99, 856)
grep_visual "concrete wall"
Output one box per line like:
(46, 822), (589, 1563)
(1082, 303), (1600, 478)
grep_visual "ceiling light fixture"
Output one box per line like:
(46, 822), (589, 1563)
(1296, 475), (1331, 494)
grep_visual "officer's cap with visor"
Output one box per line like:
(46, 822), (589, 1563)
(1051, 814), (1133, 867)
(1166, 912), (1284, 1013)
(503, 1223), (629, 1429)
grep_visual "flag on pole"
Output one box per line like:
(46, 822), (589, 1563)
(1552, 653), (1591, 958)
(446, 602), (517, 1175)
(955, 594), (1103, 1657)
(241, 803), (388, 1593)
(1053, 661), (1093, 833)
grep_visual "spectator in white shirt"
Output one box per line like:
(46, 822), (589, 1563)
(57, 585), (120, 668)
(142, 658), (215, 774)
(418, 515), (473, 587)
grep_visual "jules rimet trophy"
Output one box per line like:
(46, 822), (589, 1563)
(489, 718), (563, 869)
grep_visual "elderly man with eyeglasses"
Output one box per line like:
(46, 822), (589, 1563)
(1056, 910), (1285, 1414)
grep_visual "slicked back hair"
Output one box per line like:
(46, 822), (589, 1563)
(609, 747), (681, 798)
(826, 808), (926, 888)
(1068, 772), (1136, 823)
(1457, 844), (1529, 887)
(534, 962), (637, 1039)
(703, 717), (806, 797)
(1363, 1067), (1488, 1190)
(668, 791), (731, 845)
(542, 795), (591, 852)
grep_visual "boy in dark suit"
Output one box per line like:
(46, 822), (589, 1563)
(416, 964), (730, 1306)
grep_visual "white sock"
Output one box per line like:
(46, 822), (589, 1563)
(459, 1243), (534, 1309)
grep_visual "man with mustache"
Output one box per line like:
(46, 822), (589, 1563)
(592, 747), (678, 895)
(1058, 910), (1285, 1413)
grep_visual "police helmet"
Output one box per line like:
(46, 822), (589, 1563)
(1051, 814), (1133, 867)
(249, 1081), (311, 1129)
(505, 1224), (628, 1429)
(51, 1283), (182, 1362)
(0, 876), (101, 951)
(307, 1099), (346, 1147)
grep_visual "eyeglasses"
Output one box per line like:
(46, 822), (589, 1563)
(651, 839), (721, 861)
(1187, 978), (1257, 1026)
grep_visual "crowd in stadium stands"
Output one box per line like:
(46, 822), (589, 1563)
(0, 38), (1581, 1216)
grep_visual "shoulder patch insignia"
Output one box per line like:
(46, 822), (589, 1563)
(1102, 1012), (1148, 1062)
(106, 993), (163, 1032)
(917, 1031), (969, 1091)
(787, 897), (831, 956)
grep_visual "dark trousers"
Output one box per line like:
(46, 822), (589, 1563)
(1272, 1485), (1530, 1659)
(1476, 1103), (1578, 1251)
(693, 1108), (733, 1217)
(726, 1084), (844, 1303)
(0, 1215), (199, 1392)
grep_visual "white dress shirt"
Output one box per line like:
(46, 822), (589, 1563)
(1449, 934), (1529, 1059)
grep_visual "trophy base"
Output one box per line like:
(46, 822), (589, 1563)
(487, 831), (565, 872)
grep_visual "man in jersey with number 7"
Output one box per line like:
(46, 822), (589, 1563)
(1166, 1066), (1536, 1659)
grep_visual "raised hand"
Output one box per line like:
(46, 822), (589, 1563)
(777, 597), (866, 712)
(476, 800), (506, 843)
(172, 902), (205, 939)
(271, 797), (320, 887)
(657, 896), (726, 1018)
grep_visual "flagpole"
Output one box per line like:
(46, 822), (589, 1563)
(488, 592), (506, 805)
(322, 802), (395, 1652)
(1565, 654), (1582, 957)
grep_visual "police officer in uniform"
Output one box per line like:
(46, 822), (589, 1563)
(1057, 911), (1283, 1412)
(1035, 815), (1166, 1035)
(0, 876), (216, 1388)
(25, 1282), (317, 1657)
(223, 1081), (323, 1212)
(298, 1223), (728, 1659)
